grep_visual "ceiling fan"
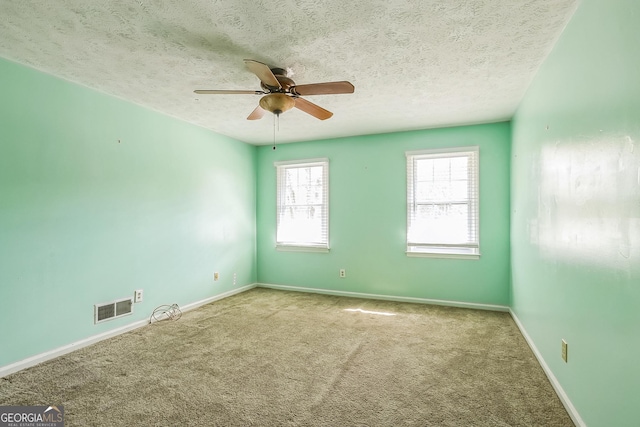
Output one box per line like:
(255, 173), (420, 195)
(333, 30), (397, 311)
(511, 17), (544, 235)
(194, 59), (355, 120)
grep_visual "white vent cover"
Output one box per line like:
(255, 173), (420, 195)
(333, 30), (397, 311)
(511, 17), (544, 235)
(94, 297), (133, 324)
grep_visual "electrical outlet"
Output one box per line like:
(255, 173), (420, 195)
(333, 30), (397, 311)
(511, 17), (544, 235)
(339, 269), (346, 278)
(561, 339), (568, 362)
(233, 272), (237, 286)
(214, 272), (219, 281)
(134, 289), (143, 303)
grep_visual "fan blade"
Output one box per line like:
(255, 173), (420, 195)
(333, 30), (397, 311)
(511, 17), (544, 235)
(194, 89), (264, 95)
(244, 59), (281, 89)
(294, 97), (333, 120)
(247, 105), (266, 120)
(291, 81), (354, 96)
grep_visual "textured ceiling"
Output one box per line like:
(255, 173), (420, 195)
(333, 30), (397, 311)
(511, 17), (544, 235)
(0, 0), (578, 145)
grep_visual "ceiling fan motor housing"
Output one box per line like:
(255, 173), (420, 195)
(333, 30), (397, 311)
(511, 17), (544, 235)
(260, 69), (295, 93)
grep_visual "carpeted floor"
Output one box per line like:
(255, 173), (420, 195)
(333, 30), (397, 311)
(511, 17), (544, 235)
(0, 288), (573, 426)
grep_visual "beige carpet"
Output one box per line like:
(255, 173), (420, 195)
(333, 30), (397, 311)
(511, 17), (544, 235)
(0, 288), (573, 426)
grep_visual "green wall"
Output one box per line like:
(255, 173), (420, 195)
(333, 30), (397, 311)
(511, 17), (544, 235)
(256, 123), (511, 305)
(511, 0), (640, 425)
(0, 58), (257, 367)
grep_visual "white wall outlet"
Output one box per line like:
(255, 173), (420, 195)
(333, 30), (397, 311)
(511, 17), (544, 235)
(561, 339), (568, 362)
(339, 269), (346, 278)
(134, 289), (143, 303)
(214, 272), (219, 281)
(233, 272), (237, 286)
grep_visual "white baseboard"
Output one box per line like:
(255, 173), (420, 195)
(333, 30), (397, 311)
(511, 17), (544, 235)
(257, 283), (510, 312)
(509, 309), (585, 427)
(0, 319), (148, 379)
(180, 283), (256, 312)
(0, 283), (257, 378)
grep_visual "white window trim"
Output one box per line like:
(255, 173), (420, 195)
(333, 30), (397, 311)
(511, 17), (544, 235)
(276, 244), (330, 253)
(274, 158), (330, 252)
(406, 146), (480, 259)
(406, 250), (480, 260)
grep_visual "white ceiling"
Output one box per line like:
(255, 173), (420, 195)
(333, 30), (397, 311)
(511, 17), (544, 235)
(0, 0), (578, 145)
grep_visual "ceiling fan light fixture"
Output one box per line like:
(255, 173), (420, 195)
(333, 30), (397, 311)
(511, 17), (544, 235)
(259, 93), (295, 115)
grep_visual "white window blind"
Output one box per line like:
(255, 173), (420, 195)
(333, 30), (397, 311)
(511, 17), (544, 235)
(406, 147), (479, 258)
(275, 159), (329, 251)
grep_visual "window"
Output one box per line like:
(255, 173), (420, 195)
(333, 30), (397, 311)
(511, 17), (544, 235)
(406, 147), (479, 258)
(275, 158), (329, 252)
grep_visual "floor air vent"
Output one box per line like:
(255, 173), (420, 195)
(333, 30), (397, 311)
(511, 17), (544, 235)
(94, 297), (133, 324)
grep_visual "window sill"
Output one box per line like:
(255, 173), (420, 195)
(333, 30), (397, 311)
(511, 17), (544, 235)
(406, 251), (480, 260)
(276, 245), (330, 253)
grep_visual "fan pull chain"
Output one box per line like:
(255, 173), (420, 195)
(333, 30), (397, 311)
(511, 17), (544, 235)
(273, 112), (279, 150)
